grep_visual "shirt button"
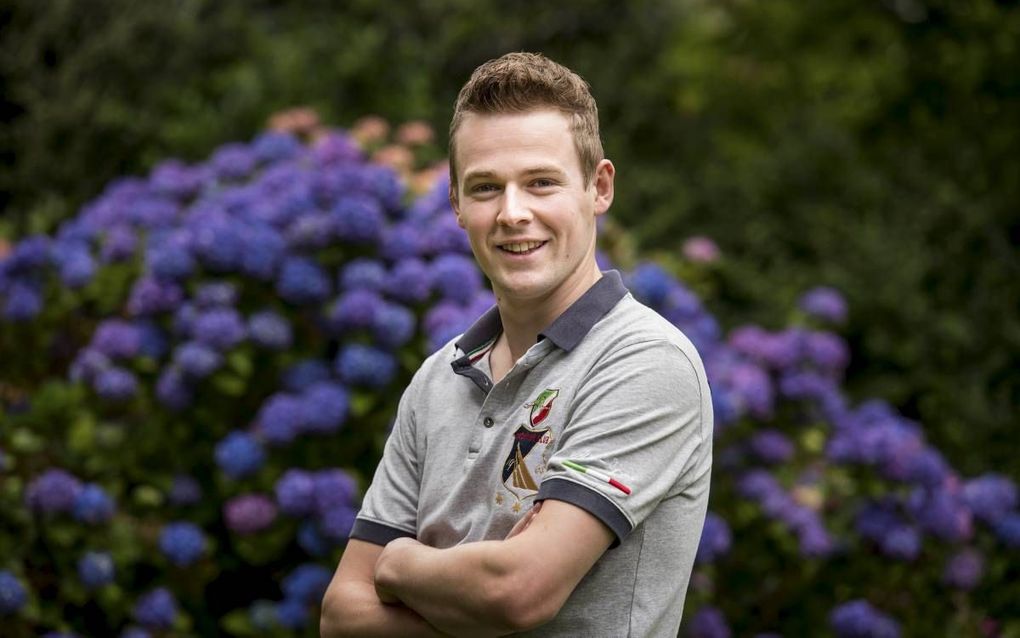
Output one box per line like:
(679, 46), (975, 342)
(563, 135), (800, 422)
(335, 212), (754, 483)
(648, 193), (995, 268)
(483, 417), (494, 428)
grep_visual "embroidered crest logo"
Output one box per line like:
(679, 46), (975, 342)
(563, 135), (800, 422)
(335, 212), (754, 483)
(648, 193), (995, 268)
(500, 389), (559, 502)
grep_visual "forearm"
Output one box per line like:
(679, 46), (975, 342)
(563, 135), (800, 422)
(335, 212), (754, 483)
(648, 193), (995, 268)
(320, 580), (448, 638)
(375, 540), (526, 637)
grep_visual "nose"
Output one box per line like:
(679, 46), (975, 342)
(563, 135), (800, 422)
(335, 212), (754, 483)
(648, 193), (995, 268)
(496, 184), (532, 226)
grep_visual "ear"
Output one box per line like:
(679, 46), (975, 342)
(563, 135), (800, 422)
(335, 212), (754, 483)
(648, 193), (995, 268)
(592, 159), (615, 216)
(449, 181), (465, 228)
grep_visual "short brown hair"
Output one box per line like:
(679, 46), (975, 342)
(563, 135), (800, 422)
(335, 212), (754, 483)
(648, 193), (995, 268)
(449, 52), (603, 193)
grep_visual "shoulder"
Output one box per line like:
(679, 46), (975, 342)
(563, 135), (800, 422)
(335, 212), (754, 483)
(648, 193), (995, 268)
(587, 294), (706, 373)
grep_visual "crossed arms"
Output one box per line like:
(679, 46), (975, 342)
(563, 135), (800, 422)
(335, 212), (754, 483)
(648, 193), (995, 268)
(319, 499), (614, 637)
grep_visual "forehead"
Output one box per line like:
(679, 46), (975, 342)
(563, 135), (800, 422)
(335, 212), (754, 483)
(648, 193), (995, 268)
(453, 109), (580, 179)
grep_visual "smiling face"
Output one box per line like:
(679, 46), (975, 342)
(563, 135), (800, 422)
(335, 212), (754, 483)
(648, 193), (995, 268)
(450, 109), (614, 318)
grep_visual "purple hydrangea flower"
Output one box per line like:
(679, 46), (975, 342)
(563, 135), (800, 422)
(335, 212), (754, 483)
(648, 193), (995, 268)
(942, 548), (984, 590)
(127, 276), (183, 316)
(962, 474), (1018, 525)
(277, 257), (331, 305)
(91, 319), (143, 359)
(252, 132), (302, 164)
(312, 132), (362, 167)
(192, 308), (246, 351)
(282, 564), (332, 603)
(78, 551), (115, 589)
(257, 393), (309, 446)
(749, 429), (795, 465)
(240, 224), (286, 280)
(58, 247), (96, 288)
(146, 234), (195, 281)
(627, 263), (674, 308)
(280, 359), (332, 393)
(150, 159), (204, 201)
(659, 284), (704, 325)
(422, 214), (471, 255)
(829, 600), (900, 638)
(73, 484), (115, 524)
(728, 363), (775, 418)
(168, 475), (202, 507)
(224, 494), (278, 534)
(323, 289), (383, 334)
(2, 281), (43, 321)
(156, 366), (193, 412)
(4, 235), (50, 273)
(695, 512), (732, 564)
(286, 212), (337, 250)
(209, 143), (257, 181)
(430, 254), (482, 305)
(318, 506), (358, 542)
(682, 236), (721, 263)
(248, 310), (293, 350)
(297, 520), (330, 556)
(313, 469), (358, 515)
(800, 286), (848, 324)
(386, 258), (433, 303)
(340, 258), (388, 292)
(101, 225), (138, 263)
(94, 365), (139, 400)
(133, 587), (179, 630)
(301, 382), (349, 434)
(379, 222), (425, 261)
(215, 431), (266, 479)
(335, 344), (398, 388)
(26, 469), (83, 514)
(779, 370), (832, 401)
(880, 526), (921, 561)
(194, 282), (239, 308)
(912, 487), (973, 543)
(276, 469), (317, 517)
(159, 522), (207, 567)
(372, 302), (416, 350)
(69, 348), (112, 384)
(804, 331), (850, 373)
(174, 342), (222, 379)
(855, 499), (903, 543)
(275, 597), (309, 630)
(423, 302), (470, 352)
(687, 606), (731, 638)
(0, 570), (28, 615)
(332, 196), (385, 244)
(994, 513), (1020, 547)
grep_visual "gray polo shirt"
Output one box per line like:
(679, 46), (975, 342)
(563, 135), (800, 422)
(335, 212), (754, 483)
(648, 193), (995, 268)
(352, 271), (713, 637)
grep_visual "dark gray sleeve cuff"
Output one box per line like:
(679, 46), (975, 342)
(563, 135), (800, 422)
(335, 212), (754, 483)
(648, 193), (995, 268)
(537, 477), (633, 548)
(350, 518), (416, 546)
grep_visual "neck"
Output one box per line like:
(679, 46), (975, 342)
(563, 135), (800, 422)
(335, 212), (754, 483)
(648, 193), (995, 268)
(495, 263), (602, 362)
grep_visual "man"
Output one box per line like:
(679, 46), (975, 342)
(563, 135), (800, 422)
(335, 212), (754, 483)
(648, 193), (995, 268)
(320, 52), (712, 637)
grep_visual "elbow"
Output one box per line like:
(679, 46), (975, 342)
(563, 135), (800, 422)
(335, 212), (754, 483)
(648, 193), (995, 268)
(487, 571), (564, 633)
(319, 589), (352, 638)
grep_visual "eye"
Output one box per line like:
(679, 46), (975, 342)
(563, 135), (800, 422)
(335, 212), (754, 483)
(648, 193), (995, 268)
(470, 183), (500, 194)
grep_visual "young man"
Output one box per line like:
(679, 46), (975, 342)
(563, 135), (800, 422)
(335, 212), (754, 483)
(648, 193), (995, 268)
(320, 52), (712, 637)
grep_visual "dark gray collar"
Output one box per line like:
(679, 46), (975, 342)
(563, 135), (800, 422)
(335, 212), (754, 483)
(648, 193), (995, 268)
(454, 270), (628, 356)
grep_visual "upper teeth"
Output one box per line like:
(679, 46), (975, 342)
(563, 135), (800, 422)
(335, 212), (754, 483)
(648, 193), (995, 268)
(502, 241), (543, 253)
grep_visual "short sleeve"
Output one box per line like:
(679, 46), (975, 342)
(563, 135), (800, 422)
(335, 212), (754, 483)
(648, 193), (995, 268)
(537, 339), (711, 544)
(350, 375), (423, 546)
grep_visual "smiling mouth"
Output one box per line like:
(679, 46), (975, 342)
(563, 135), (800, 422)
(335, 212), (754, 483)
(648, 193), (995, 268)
(498, 241), (547, 255)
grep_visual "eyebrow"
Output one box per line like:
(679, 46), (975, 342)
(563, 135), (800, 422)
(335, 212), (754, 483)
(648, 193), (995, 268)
(463, 166), (567, 182)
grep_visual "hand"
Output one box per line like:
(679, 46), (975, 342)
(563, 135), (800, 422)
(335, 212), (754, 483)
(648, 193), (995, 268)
(505, 501), (542, 539)
(375, 537), (422, 604)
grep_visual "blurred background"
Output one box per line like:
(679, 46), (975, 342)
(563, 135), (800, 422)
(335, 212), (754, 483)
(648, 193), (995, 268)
(1, 0), (1017, 636)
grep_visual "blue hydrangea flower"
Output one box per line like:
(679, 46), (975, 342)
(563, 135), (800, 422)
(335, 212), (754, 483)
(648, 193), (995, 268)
(25, 469), (83, 514)
(0, 569), (28, 615)
(318, 506), (357, 542)
(4, 234), (50, 273)
(209, 143), (257, 181)
(962, 474), (1018, 525)
(156, 366), (193, 412)
(58, 247), (96, 288)
(248, 310), (293, 350)
(423, 302), (471, 351)
(286, 212), (337, 250)
(994, 513), (1020, 547)
(192, 308), (246, 351)
(159, 522), (208, 567)
(335, 344), (397, 388)
(257, 393), (309, 446)
(804, 330), (851, 373)
(800, 286), (848, 324)
(854, 499), (903, 543)
(215, 431), (266, 479)
(127, 276), (183, 316)
(297, 520), (330, 556)
(150, 159), (204, 201)
(828, 600), (900, 638)
(146, 234), (195, 280)
(422, 214), (471, 255)
(252, 131), (302, 164)
(78, 551), (115, 589)
(911, 487), (973, 543)
(133, 587), (179, 630)
(627, 263), (674, 308)
(69, 348), (112, 384)
(728, 363), (774, 418)
(339, 258), (388, 292)
(190, 215), (245, 273)
(301, 382), (349, 434)
(168, 475), (202, 507)
(280, 359), (332, 393)
(100, 225), (138, 263)
(429, 254), (482, 305)
(312, 133), (362, 168)
(174, 342), (222, 379)
(73, 484), (115, 524)
(385, 258), (433, 303)
(94, 365), (139, 400)
(695, 512), (732, 564)
(372, 302), (416, 350)
(879, 526), (921, 561)
(240, 224), (286, 280)
(323, 290), (383, 334)
(275, 597), (309, 630)
(332, 195), (385, 244)
(748, 429), (795, 465)
(687, 606), (731, 638)
(313, 469), (358, 515)
(91, 319), (143, 359)
(276, 469), (317, 517)
(277, 257), (331, 305)
(282, 564), (332, 604)
(194, 282), (239, 308)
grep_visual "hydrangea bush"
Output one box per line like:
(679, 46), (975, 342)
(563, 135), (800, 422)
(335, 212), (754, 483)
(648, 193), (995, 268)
(1, 114), (1017, 637)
